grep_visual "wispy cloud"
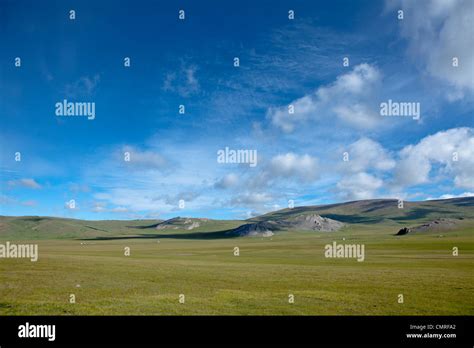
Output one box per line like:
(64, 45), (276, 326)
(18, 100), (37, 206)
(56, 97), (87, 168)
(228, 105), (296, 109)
(163, 64), (200, 97)
(64, 75), (100, 98)
(268, 64), (382, 132)
(386, 0), (474, 99)
(7, 178), (42, 189)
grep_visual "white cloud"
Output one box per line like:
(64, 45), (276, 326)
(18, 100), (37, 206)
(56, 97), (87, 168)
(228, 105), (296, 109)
(163, 191), (200, 205)
(268, 95), (316, 133)
(122, 145), (169, 171)
(342, 137), (395, 173)
(336, 172), (384, 200)
(387, 0), (474, 98)
(333, 104), (380, 130)
(319, 63), (381, 96)
(0, 194), (38, 207)
(269, 153), (319, 182)
(94, 189), (170, 212)
(427, 192), (474, 200)
(65, 75), (100, 98)
(163, 65), (200, 97)
(93, 187), (209, 214)
(0, 194), (17, 205)
(230, 192), (273, 206)
(268, 64), (382, 132)
(92, 202), (107, 212)
(334, 137), (394, 200)
(393, 127), (474, 189)
(110, 206), (129, 213)
(393, 150), (431, 186)
(214, 173), (239, 189)
(91, 201), (131, 214)
(7, 178), (42, 189)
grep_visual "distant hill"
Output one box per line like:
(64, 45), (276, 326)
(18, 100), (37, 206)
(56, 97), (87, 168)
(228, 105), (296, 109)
(155, 217), (213, 230)
(0, 216), (162, 240)
(249, 197), (474, 225)
(0, 215), (243, 240)
(228, 214), (345, 237)
(1, 197), (473, 239)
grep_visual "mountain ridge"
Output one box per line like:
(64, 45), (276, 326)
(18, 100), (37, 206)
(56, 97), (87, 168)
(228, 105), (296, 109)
(1, 197), (473, 239)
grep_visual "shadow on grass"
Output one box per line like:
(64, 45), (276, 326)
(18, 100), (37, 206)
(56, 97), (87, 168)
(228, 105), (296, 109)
(248, 200), (398, 223)
(79, 229), (239, 241)
(390, 207), (459, 221)
(360, 200), (398, 213)
(450, 197), (474, 207)
(85, 225), (109, 232)
(320, 214), (385, 224)
(21, 217), (51, 222)
(126, 223), (161, 229)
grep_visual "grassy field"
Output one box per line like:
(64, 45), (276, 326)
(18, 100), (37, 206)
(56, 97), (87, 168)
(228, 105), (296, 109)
(1, 223), (473, 315)
(1, 198), (473, 315)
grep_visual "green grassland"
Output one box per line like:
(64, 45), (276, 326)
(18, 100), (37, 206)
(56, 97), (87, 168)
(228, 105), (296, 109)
(0, 198), (473, 315)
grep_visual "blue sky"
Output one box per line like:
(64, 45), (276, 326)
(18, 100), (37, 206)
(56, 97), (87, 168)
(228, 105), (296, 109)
(1, 0), (473, 220)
